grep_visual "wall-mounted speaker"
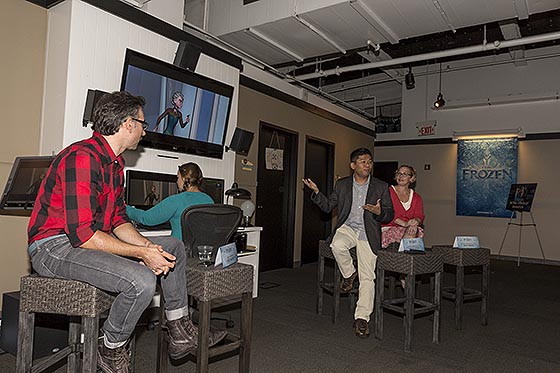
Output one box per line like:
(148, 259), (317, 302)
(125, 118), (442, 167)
(82, 89), (108, 127)
(228, 128), (254, 156)
(173, 40), (202, 72)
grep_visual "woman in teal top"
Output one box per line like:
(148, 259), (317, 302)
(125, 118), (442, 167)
(126, 163), (214, 241)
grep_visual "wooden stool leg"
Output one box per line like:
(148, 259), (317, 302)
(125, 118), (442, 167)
(332, 262), (341, 324)
(82, 316), (99, 373)
(67, 318), (81, 372)
(16, 311), (34, 373)
(433, 272), (441, 344)
(388, 275), (396, 300)
(197, 300), (211, 373)
(129, 332), (136, 373)
(156, 304), (168, 373)
(404, 274), (415, 353)
(317, 253), (325, 315)
(481, 263), (489, 325)
(239, 291), (253, 373)
(455, 265), (464, 330)
(374, 268), (385, 340)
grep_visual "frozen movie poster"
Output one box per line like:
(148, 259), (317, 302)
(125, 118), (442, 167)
(456, 138), (518, 217)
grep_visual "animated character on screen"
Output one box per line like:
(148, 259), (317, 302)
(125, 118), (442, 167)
(144, 184), (159, 206)
(154, 91), (190, 135)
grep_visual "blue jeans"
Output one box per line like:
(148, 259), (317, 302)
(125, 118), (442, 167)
(29, 235), (188, 347)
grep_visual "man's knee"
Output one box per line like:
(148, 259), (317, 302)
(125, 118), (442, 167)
(127, 266), (157, 303)
(158, 237), (186, 258)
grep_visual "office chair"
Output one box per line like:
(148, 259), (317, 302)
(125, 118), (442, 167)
(181, 203), (243, 328)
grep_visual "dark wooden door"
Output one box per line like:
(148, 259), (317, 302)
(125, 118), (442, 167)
(301, 137), (334, 264)
(255, 123), (298, 271)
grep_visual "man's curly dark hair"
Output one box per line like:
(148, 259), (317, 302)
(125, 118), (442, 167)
(92, 91), (145, 135)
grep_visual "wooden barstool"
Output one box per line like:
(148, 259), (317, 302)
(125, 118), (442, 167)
(432, 245), (490, 330)
(157, 259), (253, 373)
(17, 275), (114, 373)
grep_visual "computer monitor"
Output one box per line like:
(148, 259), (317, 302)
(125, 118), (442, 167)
(125, 170), (178, 231)
(125, 169), (224, 229)
(125, 170), (178, 211)
(0, 156), (55, 216)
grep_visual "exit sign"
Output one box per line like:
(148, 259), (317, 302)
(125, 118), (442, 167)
(416, 120), (436, 136)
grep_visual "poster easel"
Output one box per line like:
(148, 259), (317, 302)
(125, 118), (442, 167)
(498, 183), (545, 266)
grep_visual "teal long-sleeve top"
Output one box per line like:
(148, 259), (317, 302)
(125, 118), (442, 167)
(126, 191), (214, 240)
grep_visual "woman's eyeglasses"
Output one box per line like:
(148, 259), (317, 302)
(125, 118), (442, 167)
(131, 118), (149, 131)
(395, 172), (413, 177)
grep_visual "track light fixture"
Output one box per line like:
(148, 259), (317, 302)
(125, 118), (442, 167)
(433, 63), (445, 108)
(405, 66), (415, 90)
(434, 93), (445, 108)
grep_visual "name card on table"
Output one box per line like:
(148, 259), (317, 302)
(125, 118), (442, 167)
(453, 236), (480, 249)
(398, 238), (425, 253)
(215, 243), (238, 268)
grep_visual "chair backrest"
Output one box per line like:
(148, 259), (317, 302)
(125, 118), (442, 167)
(181, 203), (242, 257)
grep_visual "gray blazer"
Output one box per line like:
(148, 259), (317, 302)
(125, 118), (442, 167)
(311, 175), (394, 254)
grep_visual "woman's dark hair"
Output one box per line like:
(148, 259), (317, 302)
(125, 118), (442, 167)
(92, 91), (145, 135)
(178, 162), (203, 192)
(350, 147), (372, 163)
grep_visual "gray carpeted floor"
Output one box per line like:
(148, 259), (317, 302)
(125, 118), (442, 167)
(1, 258), (559, 372)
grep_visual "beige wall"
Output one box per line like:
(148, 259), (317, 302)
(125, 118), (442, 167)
(375, 140), (559, 262)
(236, 85), (375, 265)
(0, 0), (47, 305)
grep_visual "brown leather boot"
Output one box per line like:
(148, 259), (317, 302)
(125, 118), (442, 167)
(166, 317), (197, 360)
(180, 316), (228, 348)
(97, 342), (131, 373)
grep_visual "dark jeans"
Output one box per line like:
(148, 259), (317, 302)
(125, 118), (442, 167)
(29, 235), (188, 347)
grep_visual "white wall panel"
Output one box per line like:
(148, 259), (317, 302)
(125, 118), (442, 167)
(42, 0), (239, 189)
(378, 46), (560, 142)
(41, 0), (72, 155)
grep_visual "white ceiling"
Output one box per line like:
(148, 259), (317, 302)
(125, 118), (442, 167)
(199, 0), (560, 119)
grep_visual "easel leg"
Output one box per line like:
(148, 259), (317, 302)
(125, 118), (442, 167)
(530, 212), (546, 260)
(517, 212), (523, 267)
(498, 212), (515, 258)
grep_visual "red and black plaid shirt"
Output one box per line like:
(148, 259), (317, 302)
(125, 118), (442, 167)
(28, 132), (130, 247)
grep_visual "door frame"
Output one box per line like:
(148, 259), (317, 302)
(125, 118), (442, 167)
(256, 121), (298, 268)
(301, 135), (335, 263)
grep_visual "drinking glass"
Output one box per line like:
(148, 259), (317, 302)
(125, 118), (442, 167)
(197, 245), (214, 267)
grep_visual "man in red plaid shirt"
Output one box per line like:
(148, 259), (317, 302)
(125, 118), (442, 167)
(27, 91), (225, 373)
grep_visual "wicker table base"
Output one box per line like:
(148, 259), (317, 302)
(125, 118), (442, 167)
(432, 246), (490, 330)
(374, 248), (443, 352)
(157, 259), (254, 373)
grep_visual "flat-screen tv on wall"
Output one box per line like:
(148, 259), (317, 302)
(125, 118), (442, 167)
(121, 49), (234, 158)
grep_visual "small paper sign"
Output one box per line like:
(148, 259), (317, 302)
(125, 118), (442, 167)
(215, 243), (238, 268)
(453, 236), (480, 249)
(398, 238), (425, 252)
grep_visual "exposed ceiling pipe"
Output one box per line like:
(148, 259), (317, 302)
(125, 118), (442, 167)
(295, 30), (560, 81)
(181, 20), (376, 121)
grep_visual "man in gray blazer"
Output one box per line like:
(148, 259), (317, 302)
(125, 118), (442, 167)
(303, 148), (394, 338)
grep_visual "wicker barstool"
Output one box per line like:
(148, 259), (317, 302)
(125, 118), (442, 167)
(16, 275), (114, 373)
(374, 248), (443, 352)
(157, 259), (253, 373)
(432, 245), (490, 330)
(316, 240), (358, 323)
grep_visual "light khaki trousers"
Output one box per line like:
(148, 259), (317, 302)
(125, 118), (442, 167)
(331, 225), (377, 322)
